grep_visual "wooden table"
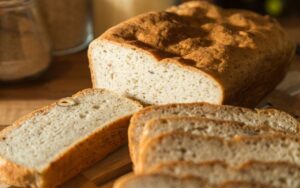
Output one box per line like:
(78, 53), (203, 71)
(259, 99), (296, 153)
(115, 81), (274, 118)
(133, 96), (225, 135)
(1, 50), (300, 188)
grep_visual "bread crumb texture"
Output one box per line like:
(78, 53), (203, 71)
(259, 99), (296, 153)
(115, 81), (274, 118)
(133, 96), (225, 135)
(0, 89), (141, 170)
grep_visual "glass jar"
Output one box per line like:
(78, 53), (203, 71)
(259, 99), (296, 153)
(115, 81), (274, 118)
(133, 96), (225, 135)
(92, 0), (179, 37)
(37, 0), (92, 55)
(0, 0), (51, 82)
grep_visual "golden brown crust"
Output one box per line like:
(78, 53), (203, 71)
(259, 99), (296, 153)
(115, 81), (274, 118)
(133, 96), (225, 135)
(128, 105), (157, 161)
(91, 1), (295, 107)
(0, 157), (36, 187)
(0, 88), (142, 188)
(87, 48), (97, 88)
(240, 160), (300, 170)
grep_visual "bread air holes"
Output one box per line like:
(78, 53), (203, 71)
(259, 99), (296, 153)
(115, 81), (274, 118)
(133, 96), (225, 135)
(180, 148), (187, 154)
(110, 73), (114, 79)
(79, 127), (86, 131)
(264, 142), (270, 148)
(58, 97), (78, 107)
(288, 169), (295, 175)
(178, 148), (187, 160)
(93, 105), (100, 109)
(280, 142), (289, 147)
(160, 119), (168, 124)
(189, 122), (196, 126)
(278, 178), (287, 184)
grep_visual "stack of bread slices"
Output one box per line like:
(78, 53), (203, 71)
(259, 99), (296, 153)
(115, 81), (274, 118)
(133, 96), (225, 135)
(114, 103), (300, 188)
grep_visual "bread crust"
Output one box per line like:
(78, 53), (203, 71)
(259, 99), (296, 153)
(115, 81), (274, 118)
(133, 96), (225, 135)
(88, 1), (295, 107)
(113, 173), (271, 188)
(128, 102), (300, 163)
(0, 88), (143, 188)
(219, 181), (271, 188)
(113, 173), (208, 188)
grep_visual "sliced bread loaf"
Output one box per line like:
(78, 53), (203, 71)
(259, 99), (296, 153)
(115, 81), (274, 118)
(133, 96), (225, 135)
(129, 103), (299, 162)
(141, 116), (279, 144)
(0, 89), (143, 188)
(137, 133), (300, 173)
(113, 174), (272, 188)
(150, 161), (300, 188)
(88, 1), (295, 106)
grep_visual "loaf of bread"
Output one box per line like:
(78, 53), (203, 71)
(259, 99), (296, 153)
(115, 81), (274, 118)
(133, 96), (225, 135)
(150, 161), (300, 188)
(113, 174), (271, 188)
(88, 1), (295, 106)
(129, 102), (299, 163)
(0, 89), (142, 188)
(137, 133), (300, 173)
(141, 116), (280, 144)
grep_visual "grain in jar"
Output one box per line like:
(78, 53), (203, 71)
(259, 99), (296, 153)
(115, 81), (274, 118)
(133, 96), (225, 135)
(37, 0), (91, 55)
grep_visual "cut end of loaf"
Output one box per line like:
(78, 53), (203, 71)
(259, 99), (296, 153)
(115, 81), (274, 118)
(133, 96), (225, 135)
(0, 88), (142, 188)
(89, 40), (223, 105)
(0, 89), (141, 170)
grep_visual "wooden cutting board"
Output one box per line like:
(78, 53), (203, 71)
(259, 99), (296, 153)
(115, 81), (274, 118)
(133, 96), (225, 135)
(0, 52), (299, 188)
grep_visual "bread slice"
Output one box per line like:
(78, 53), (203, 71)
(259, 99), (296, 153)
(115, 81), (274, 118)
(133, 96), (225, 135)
(129, 103), (299, 162)
(141, 116), (280, 144)
(88, 1), (295, 106)
(137, 133), (300, 173)
(113, 174), (272, 188)
(150, 161), (300, 188)
(113, 174), (208, 188)
(0, 89), (143, 188)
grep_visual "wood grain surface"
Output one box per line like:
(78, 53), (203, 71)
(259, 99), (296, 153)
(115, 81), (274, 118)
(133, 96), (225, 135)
(0, 50), (299, 188)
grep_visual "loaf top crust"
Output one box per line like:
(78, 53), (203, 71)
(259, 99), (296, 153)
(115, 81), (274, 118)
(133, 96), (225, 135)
(99, 1), (295, 101)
